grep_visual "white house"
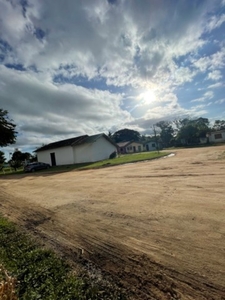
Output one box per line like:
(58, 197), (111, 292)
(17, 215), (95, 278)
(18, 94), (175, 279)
(117, 141), (144, 154)
(207, 130), (225, 143)
(36, 133), (118, 166)
(145, 141), (157, 151)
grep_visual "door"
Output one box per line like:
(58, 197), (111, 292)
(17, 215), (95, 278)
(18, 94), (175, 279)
(50, 152), (56, 166)
(133, 146), (136, 152)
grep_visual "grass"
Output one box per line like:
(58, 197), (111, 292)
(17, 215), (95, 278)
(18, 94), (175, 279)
(0, 166), (24, 176)
(79, 151), (168, 170)
(0, 215), (125, 300)
(0, 152), (168, 176)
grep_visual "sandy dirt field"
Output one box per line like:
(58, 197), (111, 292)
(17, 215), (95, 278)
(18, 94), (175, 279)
(0, 146), (225, 299)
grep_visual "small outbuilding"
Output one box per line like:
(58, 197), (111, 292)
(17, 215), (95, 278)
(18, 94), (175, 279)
(207, 130), (225, 143)
(36, 133), (117, 166)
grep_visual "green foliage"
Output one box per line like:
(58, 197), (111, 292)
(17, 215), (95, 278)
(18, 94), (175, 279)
(0, 109), (17, 147)
(12, 151), (32, 162)
(112, 128), (141, 143)
(109, 151), (117, 159)
(212, 120), (225, 131)
(155, 121), (174, 148)
(174, 117), (210, 146)
(0, 151), (5, 165)
(9, 151), (33, 171)
(0, 216), (125, 300)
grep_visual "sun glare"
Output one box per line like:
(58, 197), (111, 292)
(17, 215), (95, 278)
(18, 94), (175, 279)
(141, 90), (156, 104)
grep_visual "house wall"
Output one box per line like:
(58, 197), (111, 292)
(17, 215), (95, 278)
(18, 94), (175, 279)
(73, 136), (117, 163)
(73, 143), (93, 163)
(208, 131), (225, 143)
(145, 142), (157, 151)
(37, 146), (74, 166)
(126, 142), (143, 153)
(91, 136), (117, 161)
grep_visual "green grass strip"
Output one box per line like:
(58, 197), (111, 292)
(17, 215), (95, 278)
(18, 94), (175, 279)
(80, 151), (169, 170)
(0, 216), (125, 300)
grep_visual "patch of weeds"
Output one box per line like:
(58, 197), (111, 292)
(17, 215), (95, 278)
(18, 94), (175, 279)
(0, 216), (126, 300)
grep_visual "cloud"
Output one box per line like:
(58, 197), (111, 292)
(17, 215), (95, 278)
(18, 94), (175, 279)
(0, 0), (225, 153)
(191, 90), (214, 102)
(206, 14), (225, 32)
(0, 0), (219, 87)
(207, 82), (223, 88)
(207, 70), (222, 81)
(0, 65), (132, 149)
(215, 98), (225, 104)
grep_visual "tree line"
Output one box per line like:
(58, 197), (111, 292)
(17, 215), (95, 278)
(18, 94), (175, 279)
(1, 107), (225, 168)
(109, 117), (225, 148)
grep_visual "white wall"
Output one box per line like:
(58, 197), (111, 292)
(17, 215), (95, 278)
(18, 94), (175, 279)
(37, 146), (74, 166)
(37, 137), (117, 165)
(91, 136), (117, 161)
(73, 143), (93, 163)
(73, 137), (117, 163)
(145, 142), (157, 151)
(208, 131), (225, 143)
(126, 142), (144, 153)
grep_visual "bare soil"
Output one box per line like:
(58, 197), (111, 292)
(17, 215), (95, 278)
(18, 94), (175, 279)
(0, 146), (225, 299)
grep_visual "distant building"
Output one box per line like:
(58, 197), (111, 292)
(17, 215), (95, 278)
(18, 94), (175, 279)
(36, 133), (117, 166)
(117, 141), (144, 154)
(207, 130), (225, 143)
(145, 141), (158, 151)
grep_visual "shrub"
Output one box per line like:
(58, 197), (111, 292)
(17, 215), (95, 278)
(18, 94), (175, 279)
(109, 151), (117, 159)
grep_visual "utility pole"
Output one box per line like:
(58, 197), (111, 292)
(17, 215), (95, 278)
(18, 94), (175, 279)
(153, 124), (159, 154)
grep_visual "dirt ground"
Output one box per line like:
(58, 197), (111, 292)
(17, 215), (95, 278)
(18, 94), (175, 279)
(0, 146), (225, 299)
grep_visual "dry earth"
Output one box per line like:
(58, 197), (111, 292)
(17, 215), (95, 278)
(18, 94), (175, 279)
(0, 146), (225, 299)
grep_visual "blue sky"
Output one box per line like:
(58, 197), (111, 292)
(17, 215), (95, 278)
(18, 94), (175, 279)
(0, 0), (225, 156)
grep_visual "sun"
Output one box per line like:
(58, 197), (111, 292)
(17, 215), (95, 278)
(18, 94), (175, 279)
(142, 90), (156, 104)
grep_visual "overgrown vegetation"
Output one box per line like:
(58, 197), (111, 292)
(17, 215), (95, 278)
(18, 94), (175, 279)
(0, 216), (125, 300)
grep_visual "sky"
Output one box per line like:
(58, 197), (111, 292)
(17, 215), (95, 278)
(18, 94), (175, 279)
(0, 0), (225, 157)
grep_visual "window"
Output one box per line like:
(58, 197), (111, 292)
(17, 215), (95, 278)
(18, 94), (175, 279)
(138, 146), (141, 151)
(152, 143), (155, 147)
(215, 133), (222, 139)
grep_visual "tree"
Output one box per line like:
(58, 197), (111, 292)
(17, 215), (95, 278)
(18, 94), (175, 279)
(0, 151), (5, 165)
(0, 109), (17, 147)
(212, 120), (225, 131)
(112, 128), (141, 143)
(10, 150), (32, 171)
(175, 117), (210, 145)
(155, 121), (174, 148)
(11, 150), (32, 162)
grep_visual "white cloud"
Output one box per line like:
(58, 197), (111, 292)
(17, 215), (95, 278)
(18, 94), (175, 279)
(0, 65), (132, 150)
(192, 47), (225, 72)
(0, 0), (218, 87)
(0, 0), (225, 150)
(204, 90), (214, 99)
(207, 82), (223, 88)
(215, 98), (225, 104)
(207, 70), (222, 81)
(206, 14), (225, 32)
(191, 90), (214, 102)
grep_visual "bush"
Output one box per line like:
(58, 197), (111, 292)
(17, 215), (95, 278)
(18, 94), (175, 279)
(109, 151), (117, 159)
